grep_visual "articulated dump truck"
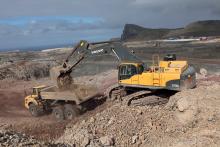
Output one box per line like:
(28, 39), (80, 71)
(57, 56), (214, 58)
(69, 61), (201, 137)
(24, 40), (196, 120)
(25, 84), (99, 120)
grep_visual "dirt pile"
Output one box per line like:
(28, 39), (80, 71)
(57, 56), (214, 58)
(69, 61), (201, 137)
(167, 79), (220, 125)
(57, 74), (220, 147)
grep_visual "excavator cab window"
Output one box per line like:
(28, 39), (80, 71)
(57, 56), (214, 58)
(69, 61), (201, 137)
(119, 64), (137, 80)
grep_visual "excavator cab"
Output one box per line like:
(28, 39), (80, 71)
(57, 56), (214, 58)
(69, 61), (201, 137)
(119, 63), (144, 80)
(119, 64), (136, 80)
(118, 62), (146, 86)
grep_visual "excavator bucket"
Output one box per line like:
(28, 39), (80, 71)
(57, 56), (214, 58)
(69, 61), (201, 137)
(50, 65), (72, 89)
(49, 40), (89, 89)
(50, 66), (62, 85)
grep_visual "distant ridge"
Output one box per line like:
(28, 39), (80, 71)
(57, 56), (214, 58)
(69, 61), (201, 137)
(121, 20), (220, 41)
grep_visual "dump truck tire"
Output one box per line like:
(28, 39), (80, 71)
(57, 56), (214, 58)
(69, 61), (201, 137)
(52, 106), (64, 121)
(29, 103), (42, 117)
(64, 104), (80, 120)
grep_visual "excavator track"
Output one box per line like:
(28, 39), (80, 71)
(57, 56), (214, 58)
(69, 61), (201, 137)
(121, 90), (152, 106)
(129, 95), (169, 106)
(106, 87), (169, 106)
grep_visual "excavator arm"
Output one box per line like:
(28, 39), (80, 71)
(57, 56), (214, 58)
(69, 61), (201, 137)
(50, 40), (141, 89)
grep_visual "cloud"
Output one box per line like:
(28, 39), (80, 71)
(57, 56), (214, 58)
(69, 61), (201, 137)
(0, 0), (220, 50)
(0, 16), (121, 50)
(1, 0), (220, 28)
(0, 16), (106, 36)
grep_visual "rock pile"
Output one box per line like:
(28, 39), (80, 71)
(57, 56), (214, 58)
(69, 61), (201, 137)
(56, 75), (220, 147)
(0, 130), (69, 147)
(0, 130), (43, 147)
(57, 102), (171, 146)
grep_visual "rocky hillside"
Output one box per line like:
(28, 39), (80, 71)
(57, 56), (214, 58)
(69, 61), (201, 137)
(168, 20), (220, 37)
(121, 20), (220, 41)
(121, 24), (171, 41)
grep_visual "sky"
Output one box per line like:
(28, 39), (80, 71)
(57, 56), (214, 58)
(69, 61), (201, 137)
(0, 0), (220, 50)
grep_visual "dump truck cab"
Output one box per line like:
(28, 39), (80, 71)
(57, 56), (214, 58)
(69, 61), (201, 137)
(24, 85), (47, 116)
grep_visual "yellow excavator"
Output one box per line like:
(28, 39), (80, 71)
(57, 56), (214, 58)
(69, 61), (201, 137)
(49, 40), (196, 104)
(25, 40), (196, 119)
(50, 40), (196, 92)
(118, 55), (195, 91)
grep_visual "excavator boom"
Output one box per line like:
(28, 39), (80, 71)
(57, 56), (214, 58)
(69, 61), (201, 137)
(50, 40), (140, 89)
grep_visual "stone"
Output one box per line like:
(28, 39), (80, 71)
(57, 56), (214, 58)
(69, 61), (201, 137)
(208, 116), (215, 122)
(107, 117), (115, 126)
(137, 109), (143, 115)
(89, 117), (95, 123)
(99, 136), (114, 146)
(132, 135), (139, 144)
(200, 68), (208, 77)
(81, 137), (90, 147)
(177, 98), (189, 112)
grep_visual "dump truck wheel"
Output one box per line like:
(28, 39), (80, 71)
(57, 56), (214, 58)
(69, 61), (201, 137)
(29, 103), (41, 117)
(64, 104), (80, 120)
(53, 106), (64, 120)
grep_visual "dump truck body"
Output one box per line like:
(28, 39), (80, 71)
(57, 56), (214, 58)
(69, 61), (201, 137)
(40, 85), (99, 105)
